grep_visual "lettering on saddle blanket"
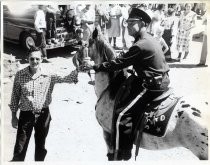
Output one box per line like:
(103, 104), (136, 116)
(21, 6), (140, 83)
(143, 95), (180, 137)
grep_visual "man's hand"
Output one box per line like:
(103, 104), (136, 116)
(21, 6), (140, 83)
(11, 112), (18, 129)
(81, 63), (94, 72)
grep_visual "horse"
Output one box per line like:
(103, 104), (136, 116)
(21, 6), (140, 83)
(73, 28), (209, 160)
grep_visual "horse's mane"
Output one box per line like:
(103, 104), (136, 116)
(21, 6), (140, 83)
(93, 34), (127, 99)
(94, 35), (117, 62)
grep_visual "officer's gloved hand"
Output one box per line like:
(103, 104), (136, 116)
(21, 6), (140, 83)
(118, 49), (126, 58)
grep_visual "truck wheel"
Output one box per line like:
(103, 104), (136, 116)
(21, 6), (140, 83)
(21, 33), (36, 50)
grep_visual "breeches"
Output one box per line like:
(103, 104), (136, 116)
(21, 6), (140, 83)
(12, 108), (51, 161)
(114, 90), (161, 151)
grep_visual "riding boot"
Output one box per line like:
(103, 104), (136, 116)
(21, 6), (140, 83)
(114, 150), (131, 161)
(122, 150), (132, 160)
(106, 153), (114, 161)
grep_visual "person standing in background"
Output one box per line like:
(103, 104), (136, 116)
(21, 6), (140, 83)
(95, 4), (110, 37)
(107, 4), (122, 48)
(176, 3), (196, 61)
(146, 3), (154, 17)
(161, 8), (175, 60)
(147, 4), (165, 36)
(119, 4), (129, 49)
(45, 5), (59, 45)
(34, 5), (49, 63)
(154, 26), (169, 55)
(58, 5), (67, 20)
(64, 6), (79, 34)
(197, 10), (207, 66)
(80, 4), (95, 41)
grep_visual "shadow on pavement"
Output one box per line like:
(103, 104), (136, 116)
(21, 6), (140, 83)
(169, 63), (208, 68)
(166, 58), (208, 68)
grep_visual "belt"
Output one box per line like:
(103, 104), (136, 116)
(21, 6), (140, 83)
(142, 72), (169, 91)
(33, 107), (49, 115)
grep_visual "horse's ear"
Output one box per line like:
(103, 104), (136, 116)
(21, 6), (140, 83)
(92, 27), (98, 40)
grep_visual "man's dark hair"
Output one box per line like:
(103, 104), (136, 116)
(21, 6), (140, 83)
(27, 46), (43, 57)
(157, 4), (165, 10)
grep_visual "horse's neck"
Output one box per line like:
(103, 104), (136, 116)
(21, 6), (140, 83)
(94, 41), (116, 98)
(95, 71), (110, 98)
(94, 56), (111, 98)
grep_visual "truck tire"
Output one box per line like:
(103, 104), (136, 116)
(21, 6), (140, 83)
(20, 32), (36, 50)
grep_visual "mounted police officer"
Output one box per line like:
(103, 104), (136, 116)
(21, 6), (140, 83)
(84, 8), (170, 160)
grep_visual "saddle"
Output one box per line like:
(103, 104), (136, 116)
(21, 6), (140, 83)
(139, 90), (180, 137)
(112, 74), (181, 159)
(133, 91), (181, 159)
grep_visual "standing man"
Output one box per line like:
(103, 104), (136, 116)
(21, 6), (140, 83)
(34, 5), (49, 63)
(197, 10), (208, 66)
(45, 5), (59, 45)
(10, 46), (78, 161)
(84, 8), (170, 160)
(107, 4), (122, 48)
(80, 4), (95, 41)
(120, 4), (129, 49)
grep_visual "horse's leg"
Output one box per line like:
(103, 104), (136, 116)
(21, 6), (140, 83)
(103, 130), (114, 160)
(175, 106), (208, 160)
(140, 101), (208, 160)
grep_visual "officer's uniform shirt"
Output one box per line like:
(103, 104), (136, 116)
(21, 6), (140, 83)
(93, 31), (169, 80)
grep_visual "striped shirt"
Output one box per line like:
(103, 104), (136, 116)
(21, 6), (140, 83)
(10, 66), (78, 113)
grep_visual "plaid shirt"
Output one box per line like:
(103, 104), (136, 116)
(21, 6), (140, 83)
(10, 66), (78, 113)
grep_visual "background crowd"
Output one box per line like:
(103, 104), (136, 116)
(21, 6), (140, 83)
(35, 3), (207, 63)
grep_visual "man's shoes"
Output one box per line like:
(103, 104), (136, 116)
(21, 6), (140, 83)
(107, 153), (114, 161)
(196, 63), (207, 67)
(42, 58), (51, 63)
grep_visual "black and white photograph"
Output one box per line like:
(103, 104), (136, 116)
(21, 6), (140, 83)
(1, 0), (209, 164)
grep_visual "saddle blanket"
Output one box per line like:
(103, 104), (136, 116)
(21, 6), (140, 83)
(143, 94), (180, 137)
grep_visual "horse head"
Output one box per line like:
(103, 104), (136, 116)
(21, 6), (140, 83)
(73, 27), (117, 69)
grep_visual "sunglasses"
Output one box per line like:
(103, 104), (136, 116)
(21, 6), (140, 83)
(29, 57), (41, 61)
(126, 20), (140, 25)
